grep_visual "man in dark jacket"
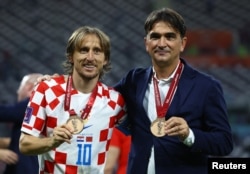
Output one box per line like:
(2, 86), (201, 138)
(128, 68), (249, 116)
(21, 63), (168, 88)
(0, 73), (42, 174)
(114, 7), (233, 174)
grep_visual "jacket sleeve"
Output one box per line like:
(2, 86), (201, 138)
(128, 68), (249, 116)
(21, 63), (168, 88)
(0, 98), (29, 123)
(190, 80), (233, 156)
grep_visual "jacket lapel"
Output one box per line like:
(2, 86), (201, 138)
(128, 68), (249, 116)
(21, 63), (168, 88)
(168, 59), (196, 116)
(136, 67), (153, 104)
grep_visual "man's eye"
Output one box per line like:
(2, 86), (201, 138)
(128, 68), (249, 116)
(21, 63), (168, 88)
(79, 48), (88, 53)
(94, 49), (102, 54)
(165, 34), (176, 40)
(150, 34), (160, 40)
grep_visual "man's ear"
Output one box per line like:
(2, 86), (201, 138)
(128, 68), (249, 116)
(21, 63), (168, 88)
(180, 36), (187, 52)
(69, 56), (73, 63)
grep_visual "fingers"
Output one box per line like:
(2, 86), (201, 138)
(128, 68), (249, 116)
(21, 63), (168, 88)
(34, 74), (56, 86)
(0, 150), (18, 164)
(52, 73), (60, 77)
(6, 151), (18, 164)
(165, 117), (189, 139)
(52, 124), (73, 146)
(40, 75), (52, 82)
(63, 75), (69, 82)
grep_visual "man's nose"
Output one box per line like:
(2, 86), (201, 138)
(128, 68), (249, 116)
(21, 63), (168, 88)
(86, 50), (94, 60)
(158, 36), (167, 47)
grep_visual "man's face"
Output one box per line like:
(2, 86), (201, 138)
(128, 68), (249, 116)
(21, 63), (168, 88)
(71, 34), (107, 80)
(145, 21), (187, 67)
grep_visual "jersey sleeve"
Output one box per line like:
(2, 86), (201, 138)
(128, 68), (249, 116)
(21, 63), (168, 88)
(21, 81), (49, 137)
(109, 128), (123, 147)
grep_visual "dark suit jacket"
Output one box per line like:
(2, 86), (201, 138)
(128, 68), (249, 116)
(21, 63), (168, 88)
(0, 98), (39, 174)
(115, 58), (233, 174)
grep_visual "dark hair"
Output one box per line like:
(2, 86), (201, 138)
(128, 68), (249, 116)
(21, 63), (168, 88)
(144, 8), (186, 38)
(62, 26), (111, 79)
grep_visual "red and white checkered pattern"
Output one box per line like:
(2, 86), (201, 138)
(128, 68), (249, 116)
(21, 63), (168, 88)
(21, 76), (126, 174)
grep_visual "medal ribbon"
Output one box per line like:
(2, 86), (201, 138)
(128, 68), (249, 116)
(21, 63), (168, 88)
(153, 62), (184, 118)
(64, 75), (98, 119)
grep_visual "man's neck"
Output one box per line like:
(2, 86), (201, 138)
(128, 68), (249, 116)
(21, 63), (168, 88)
(154, 60), (180, 80)
(71, 74), (99, 94)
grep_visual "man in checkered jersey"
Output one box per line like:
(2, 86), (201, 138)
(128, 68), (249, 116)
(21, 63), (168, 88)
(19, 26), (126, 174)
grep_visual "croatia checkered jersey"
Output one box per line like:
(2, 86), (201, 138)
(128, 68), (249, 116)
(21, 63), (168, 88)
(21, 75), (126, 174)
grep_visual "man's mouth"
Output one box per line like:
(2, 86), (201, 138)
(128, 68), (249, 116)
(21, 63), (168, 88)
(83, 64), (96, 70)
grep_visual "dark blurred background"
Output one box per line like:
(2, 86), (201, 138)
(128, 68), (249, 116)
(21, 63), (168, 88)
(0, 0), (249, 164)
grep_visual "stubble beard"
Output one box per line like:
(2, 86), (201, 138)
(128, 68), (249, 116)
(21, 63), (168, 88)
(77, 70), (100, 81)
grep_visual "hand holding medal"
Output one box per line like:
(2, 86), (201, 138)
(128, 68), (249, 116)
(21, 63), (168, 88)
(51, 124), (74, 147)
(164, 116), (189, 139)
(151, 116), (189, 139)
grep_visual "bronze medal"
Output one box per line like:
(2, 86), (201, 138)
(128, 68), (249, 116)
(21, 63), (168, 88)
(66, 116), (84, 134)
(150, 118), (165, 137)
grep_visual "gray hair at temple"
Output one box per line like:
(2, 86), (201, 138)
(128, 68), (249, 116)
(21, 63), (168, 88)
(62, 26), (111, 80)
